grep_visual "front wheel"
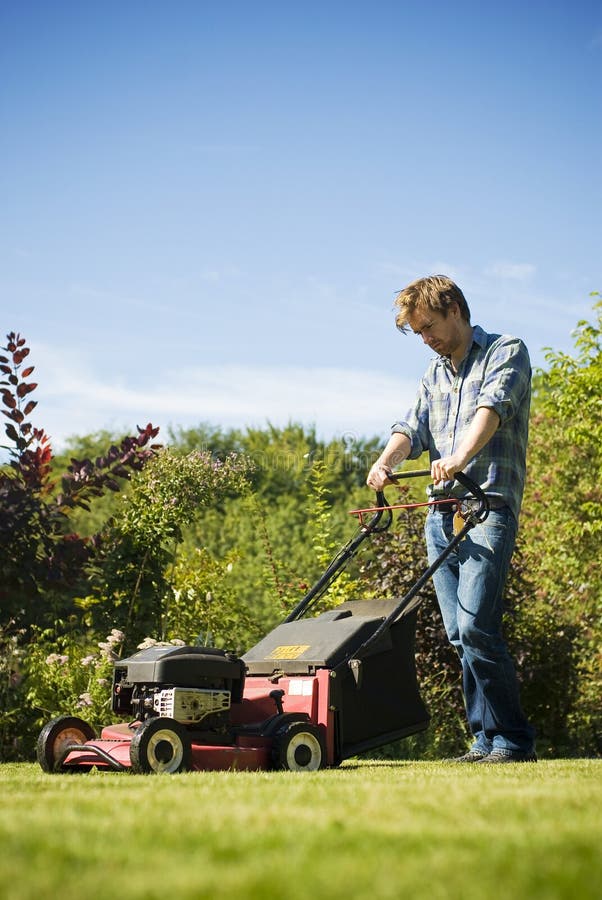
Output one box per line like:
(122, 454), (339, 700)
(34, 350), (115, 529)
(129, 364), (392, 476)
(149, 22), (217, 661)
(271, 722), (325, 771)
(129, 717), (192, 774)
(36, 715), (96, 773)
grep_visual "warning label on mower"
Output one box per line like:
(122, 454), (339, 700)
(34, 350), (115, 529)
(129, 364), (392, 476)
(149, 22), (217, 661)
(267, 645), (310, 660)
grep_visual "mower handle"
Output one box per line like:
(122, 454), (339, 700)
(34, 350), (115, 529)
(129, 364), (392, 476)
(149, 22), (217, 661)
(345, 468), (490, 684)
(284, 467), (488, 624)
(383, 467), (489, 521)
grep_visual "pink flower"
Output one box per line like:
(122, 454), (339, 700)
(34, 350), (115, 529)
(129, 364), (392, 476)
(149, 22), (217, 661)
(137, 637), (157, 650)
(45, 653), (69, 666)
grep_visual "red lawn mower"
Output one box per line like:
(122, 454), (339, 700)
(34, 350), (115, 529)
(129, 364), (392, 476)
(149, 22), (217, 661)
(36, 470), (488, 774)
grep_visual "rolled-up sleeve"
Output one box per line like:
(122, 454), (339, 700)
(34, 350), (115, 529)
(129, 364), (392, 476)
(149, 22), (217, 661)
(391, 378), (431, 458)
(477, 338), (531, 425)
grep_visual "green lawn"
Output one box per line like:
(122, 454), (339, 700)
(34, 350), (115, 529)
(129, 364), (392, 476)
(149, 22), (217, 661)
(1, 760), (600, 900)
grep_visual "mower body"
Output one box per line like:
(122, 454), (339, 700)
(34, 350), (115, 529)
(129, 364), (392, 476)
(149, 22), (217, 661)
(37, 598), (429, 774)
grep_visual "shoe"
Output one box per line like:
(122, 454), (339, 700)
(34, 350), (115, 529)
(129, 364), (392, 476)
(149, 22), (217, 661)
(449, 749), (490, 763)
(477, 749), (538, 764)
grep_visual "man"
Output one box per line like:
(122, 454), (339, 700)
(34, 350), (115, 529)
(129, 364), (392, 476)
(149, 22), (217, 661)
(367, 275), (536, 763)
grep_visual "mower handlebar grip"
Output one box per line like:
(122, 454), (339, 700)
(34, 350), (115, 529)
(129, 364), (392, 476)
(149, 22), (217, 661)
(387, 469), (431, 480)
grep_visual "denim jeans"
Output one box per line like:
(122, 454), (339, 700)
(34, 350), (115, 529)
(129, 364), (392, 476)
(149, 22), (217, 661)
(425, 508), (535, 754)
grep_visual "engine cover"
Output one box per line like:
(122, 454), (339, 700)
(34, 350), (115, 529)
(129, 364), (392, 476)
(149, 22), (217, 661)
(116, 645), (245, 692)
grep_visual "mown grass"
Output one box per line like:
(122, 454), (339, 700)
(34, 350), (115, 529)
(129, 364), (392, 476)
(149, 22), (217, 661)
(1, 759), (600, 900)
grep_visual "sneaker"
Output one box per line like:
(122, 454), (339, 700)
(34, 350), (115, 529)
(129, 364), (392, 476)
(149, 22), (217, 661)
(477, 749), (538, 764)
(449, 749), (490, 763)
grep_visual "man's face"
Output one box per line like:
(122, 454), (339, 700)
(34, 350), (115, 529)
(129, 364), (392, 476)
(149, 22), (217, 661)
(406, 304), (465, 358)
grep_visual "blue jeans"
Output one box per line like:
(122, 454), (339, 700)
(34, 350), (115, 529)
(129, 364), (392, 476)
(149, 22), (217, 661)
(425, 508), (535, 754)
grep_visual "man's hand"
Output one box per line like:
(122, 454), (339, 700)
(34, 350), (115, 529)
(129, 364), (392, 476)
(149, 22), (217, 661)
(431, 454), (464, 483)
(366, 433), (411, 491)
(431, 407), (501, 484)
(366, 461), (394, 491)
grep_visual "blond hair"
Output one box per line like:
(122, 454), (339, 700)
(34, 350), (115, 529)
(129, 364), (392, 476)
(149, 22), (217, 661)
(394, 275), (471, 333)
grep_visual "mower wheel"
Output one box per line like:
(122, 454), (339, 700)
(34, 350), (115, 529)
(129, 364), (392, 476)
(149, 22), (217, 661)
(129, 717), (192, 774)
(36, 715), (96, 773)
(271, 722), (325, 771)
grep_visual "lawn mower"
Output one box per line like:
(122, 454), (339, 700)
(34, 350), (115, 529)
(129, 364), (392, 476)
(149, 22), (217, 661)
(36, 469), (488, 774)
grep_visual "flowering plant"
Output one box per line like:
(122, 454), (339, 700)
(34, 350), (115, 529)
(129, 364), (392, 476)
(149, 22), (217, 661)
(24, 628), (126, 732)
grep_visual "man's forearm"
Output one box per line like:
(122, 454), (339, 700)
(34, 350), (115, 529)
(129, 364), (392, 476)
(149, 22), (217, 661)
(367, 433), (411, 489)
(454, 406), (500, 468)
(377, 432), (411, 469)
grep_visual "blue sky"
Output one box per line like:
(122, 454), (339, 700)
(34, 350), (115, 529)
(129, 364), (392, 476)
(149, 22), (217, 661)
(1, 0), (600, 451)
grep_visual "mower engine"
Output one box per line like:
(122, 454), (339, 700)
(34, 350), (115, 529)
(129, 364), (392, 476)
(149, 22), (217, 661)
(111, 644), (245, 734)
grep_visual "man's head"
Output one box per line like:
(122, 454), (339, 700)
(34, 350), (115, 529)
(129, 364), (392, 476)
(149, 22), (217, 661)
(394, 275), (471, 334)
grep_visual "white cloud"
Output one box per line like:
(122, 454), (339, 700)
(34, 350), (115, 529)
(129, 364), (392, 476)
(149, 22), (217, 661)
(28, 343), (414, 449)
(485, 262), (537, 281)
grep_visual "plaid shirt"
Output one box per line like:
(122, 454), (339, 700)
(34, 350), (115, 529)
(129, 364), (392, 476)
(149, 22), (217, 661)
(392, 325), (532, 520)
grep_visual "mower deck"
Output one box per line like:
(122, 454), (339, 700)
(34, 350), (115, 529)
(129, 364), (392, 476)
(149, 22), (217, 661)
(61, 722), (273, 773)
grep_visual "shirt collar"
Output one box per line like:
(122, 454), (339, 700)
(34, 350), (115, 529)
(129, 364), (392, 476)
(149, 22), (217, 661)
(471, 325), (488, 349)
(435, 325), (484, 371)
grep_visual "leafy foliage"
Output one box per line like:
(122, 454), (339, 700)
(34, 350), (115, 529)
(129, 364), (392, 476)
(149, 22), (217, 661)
(80, 448), (255, 645)
(24, 628), (124, 733)
(520, 297), (602, 754)
(161, 548), (258, 652)
(171, 424), (381, 635)
(303, 458), (359, 612)
(169, 422), (381, 504)
(0, 331), (161, 628)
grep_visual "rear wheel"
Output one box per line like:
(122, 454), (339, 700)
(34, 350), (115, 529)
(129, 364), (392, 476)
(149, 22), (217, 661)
(36, 715), (96, 773)
(129, 717), (192, 774)
(271, 722), (325, 771)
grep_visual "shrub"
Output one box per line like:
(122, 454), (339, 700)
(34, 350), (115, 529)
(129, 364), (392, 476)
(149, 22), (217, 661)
(80, 447), (255, 646)
(24, 628), (124, 732)
(161, 548), (259, 652)
(0, 330), (161, 631)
